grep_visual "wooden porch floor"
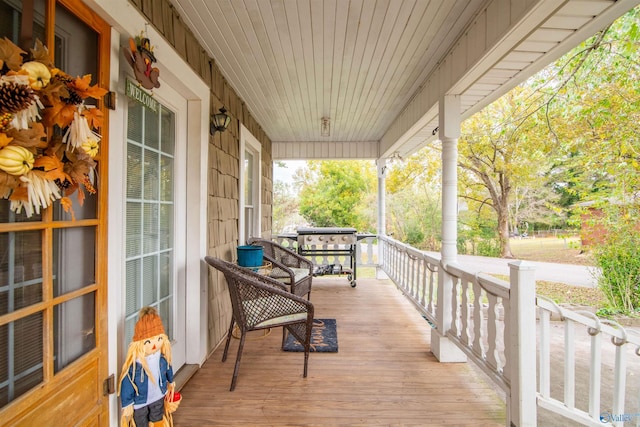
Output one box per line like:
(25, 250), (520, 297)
(173, 276), (506, 426)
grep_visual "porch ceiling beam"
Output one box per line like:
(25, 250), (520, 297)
(272, 140), (379, 160)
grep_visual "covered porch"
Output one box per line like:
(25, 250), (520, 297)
(174, 274), (506, 426)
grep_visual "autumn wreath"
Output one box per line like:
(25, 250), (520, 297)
(0, 37), (106, 218)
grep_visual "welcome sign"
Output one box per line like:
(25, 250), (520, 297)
(125, 78), (158, 112)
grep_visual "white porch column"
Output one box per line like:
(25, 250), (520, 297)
(376, 159), (388, 279)
(431, 95), (466, 362)
(508, 261), (537, 426)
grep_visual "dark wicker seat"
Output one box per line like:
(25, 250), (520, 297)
(247, 237), (314, 299)
(204, 256), (314, 391)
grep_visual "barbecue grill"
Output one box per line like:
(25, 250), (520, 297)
(296, 227), (359, 287)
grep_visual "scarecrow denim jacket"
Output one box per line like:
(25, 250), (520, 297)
(120, 355), (174, 407)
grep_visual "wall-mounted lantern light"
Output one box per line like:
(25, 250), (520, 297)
(210, 107), (231, 135)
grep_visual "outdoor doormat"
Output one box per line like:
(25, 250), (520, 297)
(283, 318), (338, 352)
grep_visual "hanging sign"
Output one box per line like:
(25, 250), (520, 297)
(125, 78), (158, 112)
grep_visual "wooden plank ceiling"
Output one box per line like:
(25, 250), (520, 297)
(169, 0), (637, 158)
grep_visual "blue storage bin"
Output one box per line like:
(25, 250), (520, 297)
(237, 245), (263, 267)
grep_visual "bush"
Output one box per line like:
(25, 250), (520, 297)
(456, 236), (501, 257)
(593, 225), (640, 313)
(477, 238), (501, 257)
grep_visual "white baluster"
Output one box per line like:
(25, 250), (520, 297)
(539, 310), (551, 398)
(472, 280), (483, 359)
(486, 293), (498, 370)
(588, 325), (602, 419)
(460, 280), (469, 346)
(564, 320), (575, 409)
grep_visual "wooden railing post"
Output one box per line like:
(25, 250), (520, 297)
(508, 261), (537, 426)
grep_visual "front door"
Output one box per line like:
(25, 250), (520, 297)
(124, 81), (188, 370)
(0, 0), (110, 425)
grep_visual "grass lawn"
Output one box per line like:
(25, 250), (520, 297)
(507, 237), (610, 307)
(509, 236), (594, 266)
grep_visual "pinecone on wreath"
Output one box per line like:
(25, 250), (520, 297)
(0, 81), (36, 113)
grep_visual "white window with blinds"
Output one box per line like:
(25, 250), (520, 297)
(239, 125), (261, 245)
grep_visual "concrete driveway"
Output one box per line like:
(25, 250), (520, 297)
(426, 252), (600, 288)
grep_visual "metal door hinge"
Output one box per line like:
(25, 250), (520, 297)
(105, 91), (116, 110)
(103, 374), (115, 396)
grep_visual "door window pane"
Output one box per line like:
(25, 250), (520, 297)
(51, 3), (99, 221)
(159, 252), (172, 298)
(143, 203), (159, 253)
(144, 108), (159, 150)
(125, 259), (141, 318)
(126, 202), (142, 258)
(142, 255), (158, 306)
(0, 0), (46, 51)
(0, 311), (44, 407)
(54, 293), (95, 373)
(127, 144), (143, 199)
(0, 231), (43, 315)
(159, 204), (173, 250)
(0, 200), (42, 223)
(53, 228), (96, 297)
(144, 149), (159, 201)
(244, 151), (254, 202)
(160, 154), (174, 202)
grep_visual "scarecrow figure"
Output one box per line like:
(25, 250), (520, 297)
(119, 306), (180, 427)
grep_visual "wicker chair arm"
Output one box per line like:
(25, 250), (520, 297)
(246, 238), (313, 273)
(262, 253), (295, 282)
(272, 244), (313, 271)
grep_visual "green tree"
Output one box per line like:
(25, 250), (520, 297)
(532, 7), (640, 214)
(386, 149), (442, 249)
(458, 87), (554, 257)
(456, 6), (640, 256)
(297, 160), (376, 231)
(272, 180), (305, 233)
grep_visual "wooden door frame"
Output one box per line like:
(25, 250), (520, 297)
(0, 0), (111, 425)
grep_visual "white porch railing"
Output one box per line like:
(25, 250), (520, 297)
(378, 234), (640, 427)
(378, 235), (439, 325)
(536, 298), (640, 427)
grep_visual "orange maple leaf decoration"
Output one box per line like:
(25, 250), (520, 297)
(8, 185), (28, 202)
(82, 107), (104, 129)
(0, 132), (13, 148)
(34, 154), (72, 183)
(60, 197), (76, 221)
(42, 101), (77, 128)
(70, 75), (108, 99)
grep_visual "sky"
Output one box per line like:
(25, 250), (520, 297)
(273, 160), (306, 184)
